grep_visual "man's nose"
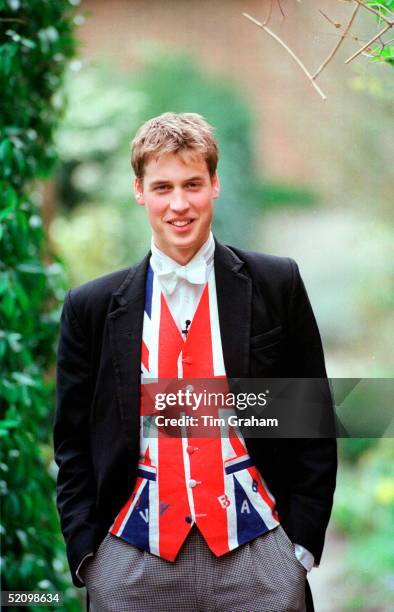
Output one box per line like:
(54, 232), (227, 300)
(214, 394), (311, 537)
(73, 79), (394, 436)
(169, 190), (190, 213)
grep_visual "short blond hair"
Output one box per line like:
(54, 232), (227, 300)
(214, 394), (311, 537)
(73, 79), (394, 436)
(131, 112), (219, 179)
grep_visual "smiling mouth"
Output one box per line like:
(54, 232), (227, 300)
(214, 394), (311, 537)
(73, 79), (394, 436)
(167, 220), (195, 227)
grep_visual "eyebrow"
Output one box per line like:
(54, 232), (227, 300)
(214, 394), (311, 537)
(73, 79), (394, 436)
(148, 175), (205, 187)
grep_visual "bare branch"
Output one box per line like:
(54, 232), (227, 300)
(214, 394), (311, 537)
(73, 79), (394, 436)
(263, 0), (274, 26)
(320, 29), (369, 44)
(313, 2), (360, 79)
(352, 0), (393, 26)
(243, 12), (327, 100)
(345, 21), (392, 63)
(277, 0), (285, 20)
(370, 4), (393, 16)
(319, 10), (342, 29)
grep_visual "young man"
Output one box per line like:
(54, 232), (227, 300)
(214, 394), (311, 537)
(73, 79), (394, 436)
(54, 112), (337, 611)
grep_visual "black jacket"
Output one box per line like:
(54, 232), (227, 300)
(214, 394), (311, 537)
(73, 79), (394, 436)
(54, 238), (337, 606)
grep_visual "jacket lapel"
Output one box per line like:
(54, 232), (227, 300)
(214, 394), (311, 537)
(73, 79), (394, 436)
(108, 253), (150, 449)
(214, 238), (252, 377)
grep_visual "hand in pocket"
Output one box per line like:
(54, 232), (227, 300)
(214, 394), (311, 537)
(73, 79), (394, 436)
(78, 554), (94, 584)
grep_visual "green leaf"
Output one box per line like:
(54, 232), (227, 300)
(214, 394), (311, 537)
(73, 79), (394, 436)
(1, 291), (15, 318)
(0, 139), (12, 164)
(16, 262), (45, 275)
(0, 202), (17, 221)
(0, 272), (9, 294)
(7, 333), (22, 353)
(11, 372), (37, 387)
(13, 281), (30, 311)
(0, 419), (20, 431)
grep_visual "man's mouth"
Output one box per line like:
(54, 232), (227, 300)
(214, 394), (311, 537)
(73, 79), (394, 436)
(167, 219), (195, 227)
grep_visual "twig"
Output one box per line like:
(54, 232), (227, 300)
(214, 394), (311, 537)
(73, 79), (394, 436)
(277, 0), (285, 20)
(313, 3), (360, 79)
(345, 22), (392, 63)
(370, 4), (393, 16)
(264, 0), (274, 26)
(320, 31), (370, 48)
(352, 0), (393, 26)
(319, 10), (342, 29)
(243, 12), (327, 100)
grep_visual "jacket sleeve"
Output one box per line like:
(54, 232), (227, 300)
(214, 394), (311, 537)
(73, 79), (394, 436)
(53, 289), (100, 587)
(285, 258), (337, 565)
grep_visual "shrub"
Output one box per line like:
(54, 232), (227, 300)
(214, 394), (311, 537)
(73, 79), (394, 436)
(0, 1), (82, 609)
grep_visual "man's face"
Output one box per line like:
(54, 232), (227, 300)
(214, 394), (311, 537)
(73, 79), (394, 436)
(134, 152), (220, 264)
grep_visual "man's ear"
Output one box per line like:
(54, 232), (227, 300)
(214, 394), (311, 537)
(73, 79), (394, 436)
(134, 177), (144, 205)
(212, 172), (220, 199)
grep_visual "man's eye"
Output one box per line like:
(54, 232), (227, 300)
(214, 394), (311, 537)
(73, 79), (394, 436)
(187, 182), (201, 189)
(154, 185), (169, 192)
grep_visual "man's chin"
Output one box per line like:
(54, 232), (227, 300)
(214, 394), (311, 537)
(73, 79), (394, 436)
(165, 229), (200, 249)
(160, 237), (206, 263)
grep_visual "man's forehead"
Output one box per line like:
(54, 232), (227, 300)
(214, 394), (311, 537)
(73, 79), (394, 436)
(143, 151), (209, 180)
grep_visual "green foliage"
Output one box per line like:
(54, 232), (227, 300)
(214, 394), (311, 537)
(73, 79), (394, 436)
(339, 438), (379, 463)
(366, 0), (394, 66)
(371, 44), (394, 64)
(0, 0), (82, 609)
(333, 439), (394, 609)
(51, 62), (151, 285)
(253, 180), (318, 210)
(367, 0), (394, 14)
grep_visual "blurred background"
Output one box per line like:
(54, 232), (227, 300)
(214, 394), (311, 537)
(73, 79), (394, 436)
(1, 0), (393, 610)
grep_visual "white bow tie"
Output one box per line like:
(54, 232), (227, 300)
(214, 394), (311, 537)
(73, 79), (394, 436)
(157, 258), (207, 294)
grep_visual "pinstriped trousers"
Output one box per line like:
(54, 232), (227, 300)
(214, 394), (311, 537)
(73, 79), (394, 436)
(83, 524), (307, 612)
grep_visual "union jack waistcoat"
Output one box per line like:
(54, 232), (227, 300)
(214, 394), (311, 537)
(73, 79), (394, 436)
(109, 265), (280, 560)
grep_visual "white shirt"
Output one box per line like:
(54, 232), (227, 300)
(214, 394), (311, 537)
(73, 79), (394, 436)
(149, 231), (215, 334)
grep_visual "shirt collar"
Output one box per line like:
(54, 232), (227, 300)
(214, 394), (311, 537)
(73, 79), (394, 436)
(150, 231), (215, 276)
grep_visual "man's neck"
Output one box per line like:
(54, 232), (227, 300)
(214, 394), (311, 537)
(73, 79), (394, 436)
(151, 233), (213, 266)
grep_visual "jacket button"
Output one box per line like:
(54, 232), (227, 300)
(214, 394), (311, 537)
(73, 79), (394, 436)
(186, 445), (195, 454)
(185, 516), (193, 523)
(188, 479), (198, 488)
(182, 356), (192, 364)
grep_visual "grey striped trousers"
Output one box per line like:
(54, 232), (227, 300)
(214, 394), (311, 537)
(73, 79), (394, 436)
(83, 524), (307, 612)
